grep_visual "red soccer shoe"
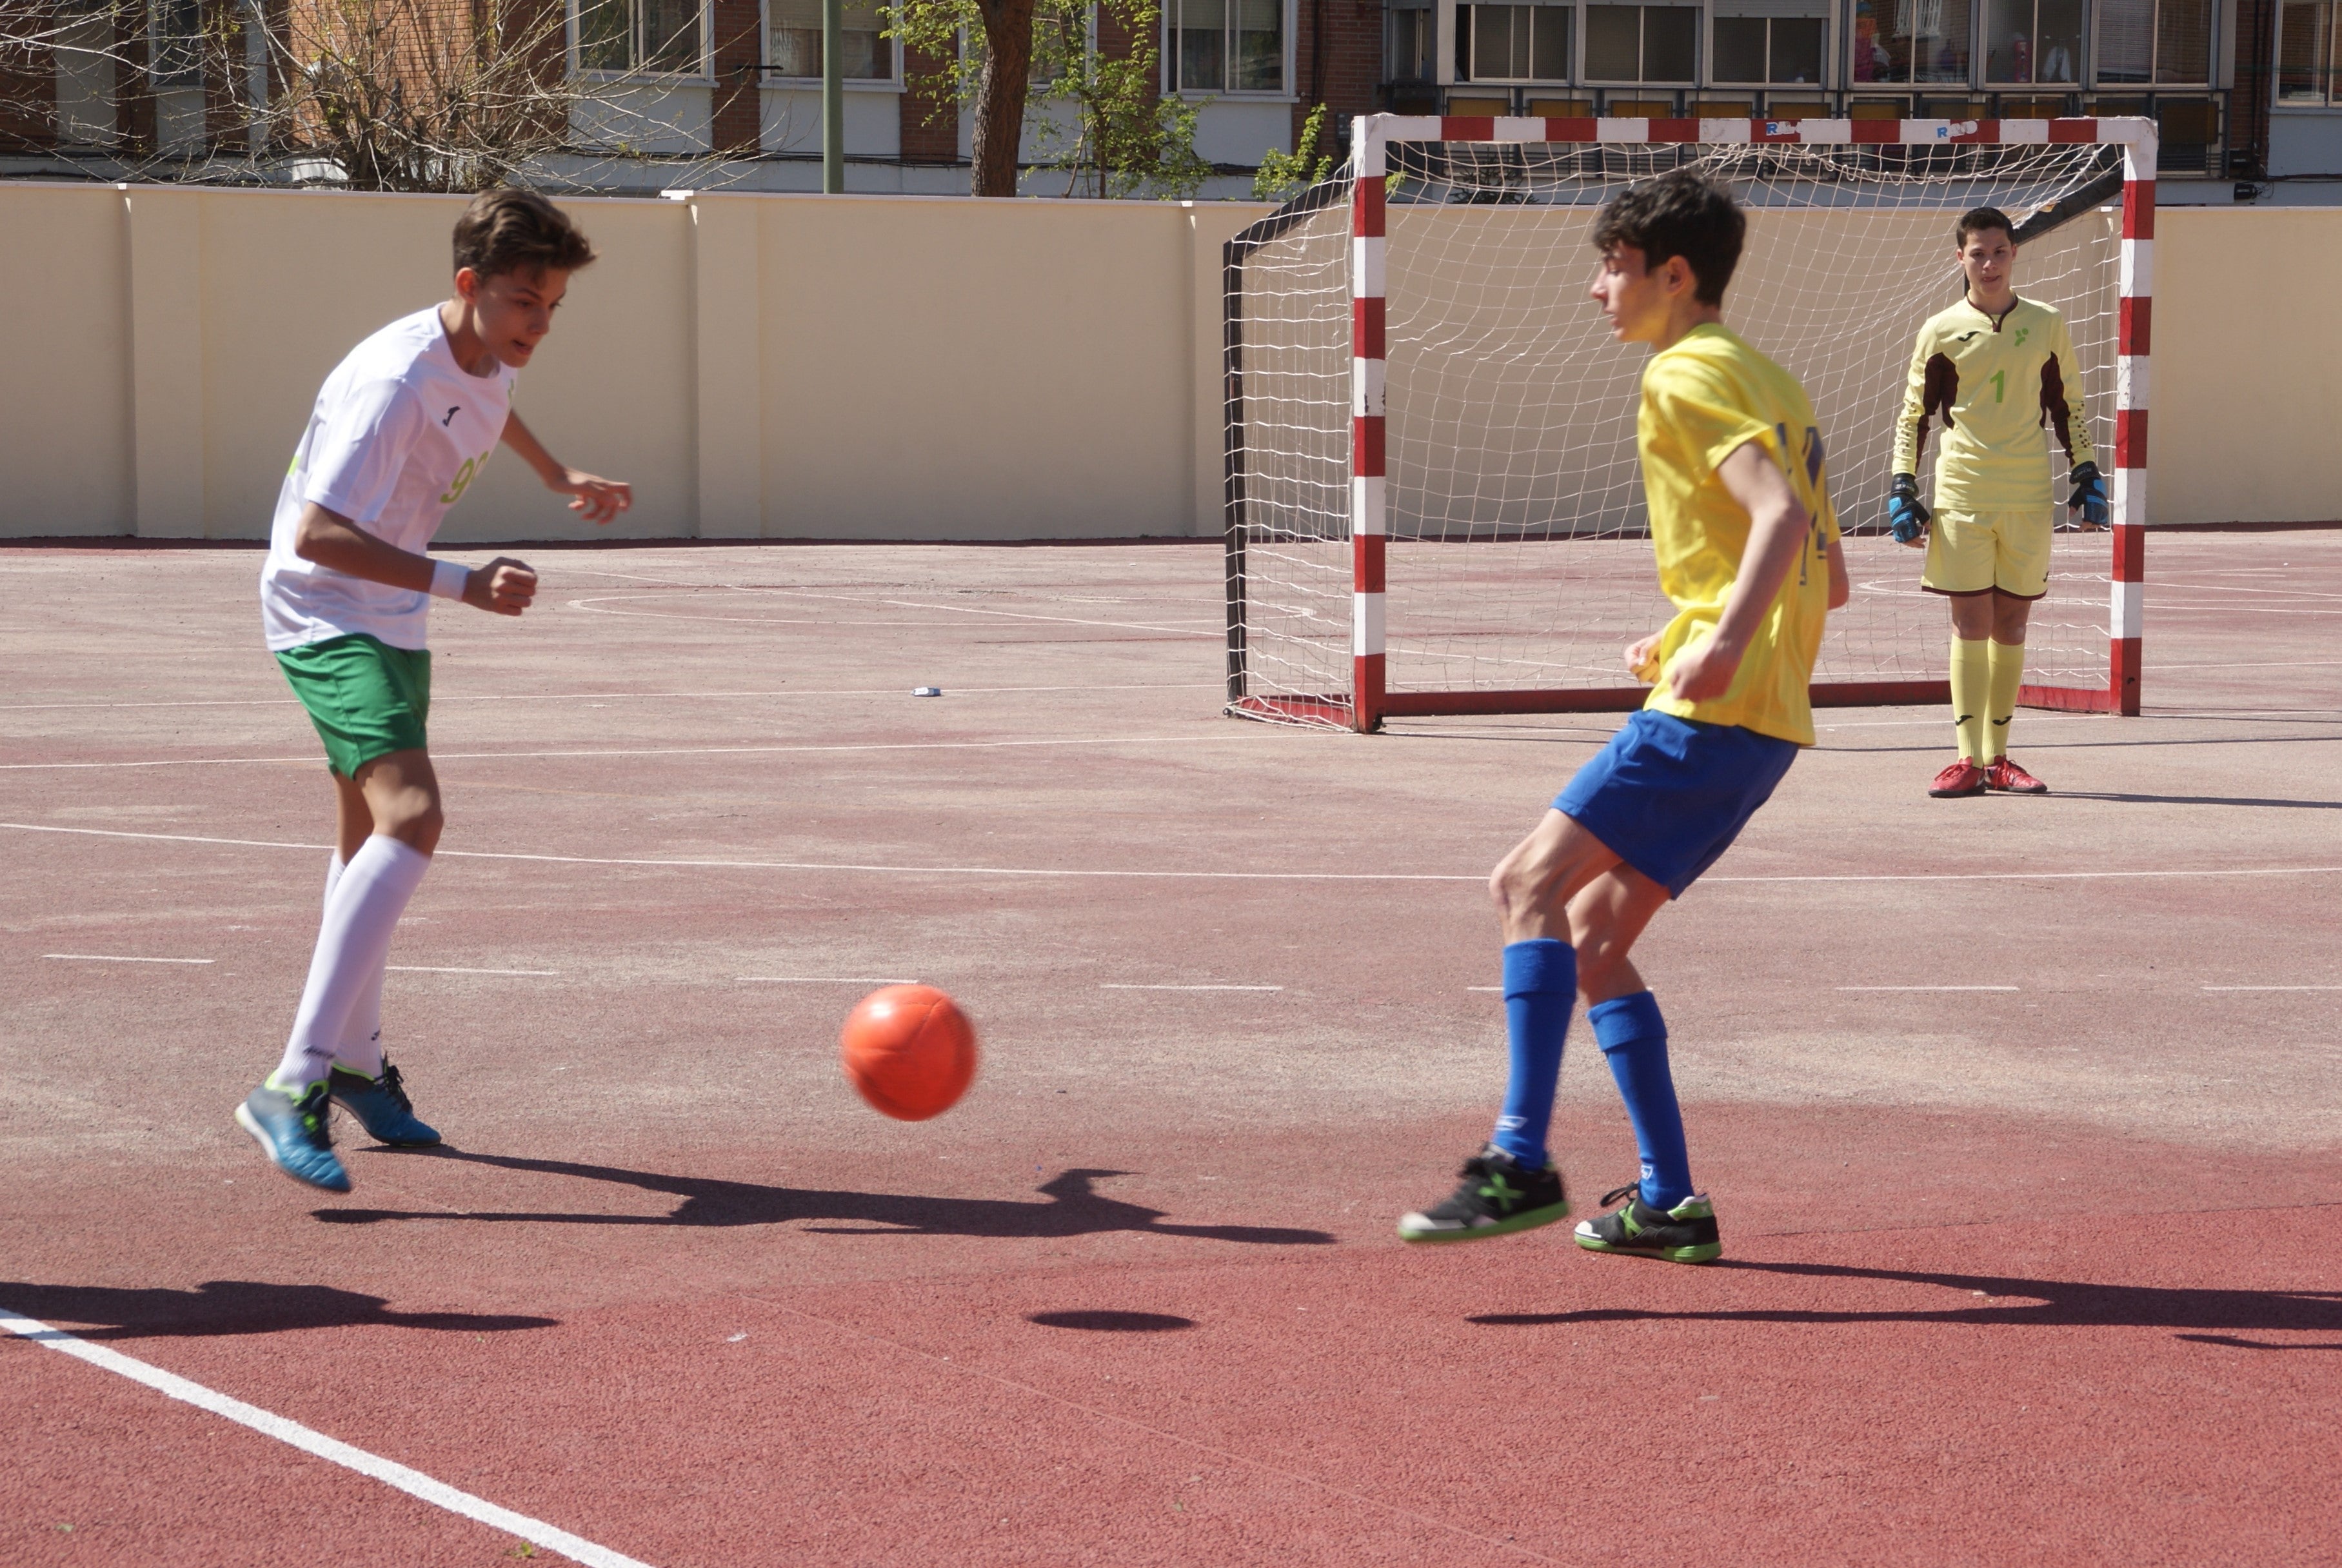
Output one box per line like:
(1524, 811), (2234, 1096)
(1929, 758), (1988, 798)
(1985, 755), (2049, 794)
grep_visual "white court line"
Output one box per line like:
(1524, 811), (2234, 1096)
(2202, 984), (2342, 991)
(386, 966), (559, 977)
(43, 953), (213, 965)
(737, 975), (917, 985)
(0, 1309), (653, 1568)
(1838, 985), (2019, 992)
(1098, 983), (1283, 991)
(0, 680), (1220, 713)
(0, 733), (1255, 772)
(10, 822), (2342, 888)
(564, 590), (1214, 640)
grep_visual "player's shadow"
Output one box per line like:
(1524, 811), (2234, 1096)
(1467, 1258), (2342, 1342)
(0, 1279), (557, 1340)
(317, 1150), (1335, 1246)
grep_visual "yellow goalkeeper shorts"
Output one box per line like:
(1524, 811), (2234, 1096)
(1921, 507), (2053, 600)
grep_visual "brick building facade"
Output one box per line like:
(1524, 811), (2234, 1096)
(5, 0), (2337, 200)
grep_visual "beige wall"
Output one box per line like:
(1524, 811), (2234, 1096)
(2154, 210), (2342, 526)
(0, 186), (2333, 541)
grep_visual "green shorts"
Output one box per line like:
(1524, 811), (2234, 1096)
(275, 633), (431, 778)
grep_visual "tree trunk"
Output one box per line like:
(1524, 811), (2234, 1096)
(968, 0), (1035, 197)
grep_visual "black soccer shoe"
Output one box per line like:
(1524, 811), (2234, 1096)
(1573, 1183), (1722, 1264)
(1397, 1144), (1569, 1244)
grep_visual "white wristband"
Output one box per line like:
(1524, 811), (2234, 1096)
(428, 560), (470, 602)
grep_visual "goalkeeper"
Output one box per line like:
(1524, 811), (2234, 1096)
(1886, 204), (2105, 799)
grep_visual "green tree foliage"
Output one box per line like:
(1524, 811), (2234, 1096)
(1252, 101), (1335, 204)
(888, 0), (1211, 199)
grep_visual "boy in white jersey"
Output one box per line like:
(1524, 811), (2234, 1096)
(1885, 205), (2105, 799)
(237, 188), (631, 1192)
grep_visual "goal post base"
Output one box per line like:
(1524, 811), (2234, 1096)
(1226, 694), (1356, 726)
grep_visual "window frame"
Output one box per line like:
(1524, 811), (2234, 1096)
(1456, 1), (1576, 84)
(146, 0), (206, 88)
(760, 0), (902, 84)
(1581, 3), (1701, 86)
(1389, 1), (1438, 82)
(569, 0), (716, 81)
(1708, 8), (1832, 86)
(1980, 0), (2086, 84)
(2274, 0), (2339, 103)
(2089, 0), (2218, 87)
(1846, 0), (1979, 88)
(1162, 0), (1296, 97)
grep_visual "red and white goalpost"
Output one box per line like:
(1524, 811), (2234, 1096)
(1222, 113), (2152, 732)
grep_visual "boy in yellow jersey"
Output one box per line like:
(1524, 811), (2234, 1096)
(1887, 205), (2105, 799)
(1397, 170), (1849, 1260)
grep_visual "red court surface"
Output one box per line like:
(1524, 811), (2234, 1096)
(3, 532), (2339, 1565)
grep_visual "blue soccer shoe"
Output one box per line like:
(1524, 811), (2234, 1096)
(235, 1080), (352, 1193)
(327, 1058), (441, 1147)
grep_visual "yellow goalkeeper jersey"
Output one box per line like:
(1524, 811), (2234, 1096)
(1891, 295), (2095, 510)
(1638, 324), (1841, 747)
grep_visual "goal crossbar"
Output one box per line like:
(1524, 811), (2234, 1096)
(1222, 114), (2153, 733)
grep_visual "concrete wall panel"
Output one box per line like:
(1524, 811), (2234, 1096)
(0, 183), (2333, 548)
(0, 186), (131, 535)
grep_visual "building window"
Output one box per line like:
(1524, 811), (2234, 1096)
(768, 0), (892, 78)
(1983, 0), (2080, 80)
(1851, 0), (1970, 83)
(1458, 3), (1572, 80)
(1585, 4), (1698, 79)
(2279, 0), (2337, 100)
(1169, 0), (1285, 93)
(1389, 3), (1434, 80)
(576, 0), (704, 74)
(1711, 3), (1826, 83)
(2096, 0), (2212, 83)
(148, 0), (204, 85)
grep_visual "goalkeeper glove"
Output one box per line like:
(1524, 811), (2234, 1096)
(1885, 474), (1929, 544)
(2067, 461), (2109, 526)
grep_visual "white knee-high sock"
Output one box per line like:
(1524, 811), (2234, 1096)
(271, 836), (428, 1090)
(319, 853), (387, 1078)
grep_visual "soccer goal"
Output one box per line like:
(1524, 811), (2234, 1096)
(1222, 114), (2152, 732)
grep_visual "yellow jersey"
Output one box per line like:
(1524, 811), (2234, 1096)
(1638, 324), (1841, 747)
(1891, 295), (2095, 510)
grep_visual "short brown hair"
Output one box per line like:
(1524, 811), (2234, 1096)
(453, 188), (597, 281)
(1954, 206), (2014, 248)
(1591, 169), (1745, 306)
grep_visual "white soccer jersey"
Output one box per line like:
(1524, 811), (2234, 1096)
(259, 306), (516, 651)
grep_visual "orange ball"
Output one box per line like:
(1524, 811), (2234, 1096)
(839, 984), (978, 1122)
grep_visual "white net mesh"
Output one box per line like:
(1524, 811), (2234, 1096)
(1224, 135), (2127, 728)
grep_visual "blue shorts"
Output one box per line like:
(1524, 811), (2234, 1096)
(1552, 710), (1800, 898)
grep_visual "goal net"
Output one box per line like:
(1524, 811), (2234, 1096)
(1222, 115), (2151, 731)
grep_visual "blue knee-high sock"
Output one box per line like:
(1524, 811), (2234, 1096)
(1589, 990), (1692, 1211)
(1491, 939), (1576, 1169)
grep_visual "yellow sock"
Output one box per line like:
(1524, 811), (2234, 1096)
(1950, 637), (1989, 762)
(1985, 638), (2025, 761)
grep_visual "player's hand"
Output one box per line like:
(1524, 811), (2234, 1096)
(1623, 632), (1663, 684)
(1662, 633), (1741, 703)
(462, 556), (538, 616)
(2067, 461), (2109, 530)
(555, 469), (633, 526)
(1885, 473), (1929, 546)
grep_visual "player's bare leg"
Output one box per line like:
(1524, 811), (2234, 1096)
(351, 748), (444, 855)
(1563, 866), (1671, 1006)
